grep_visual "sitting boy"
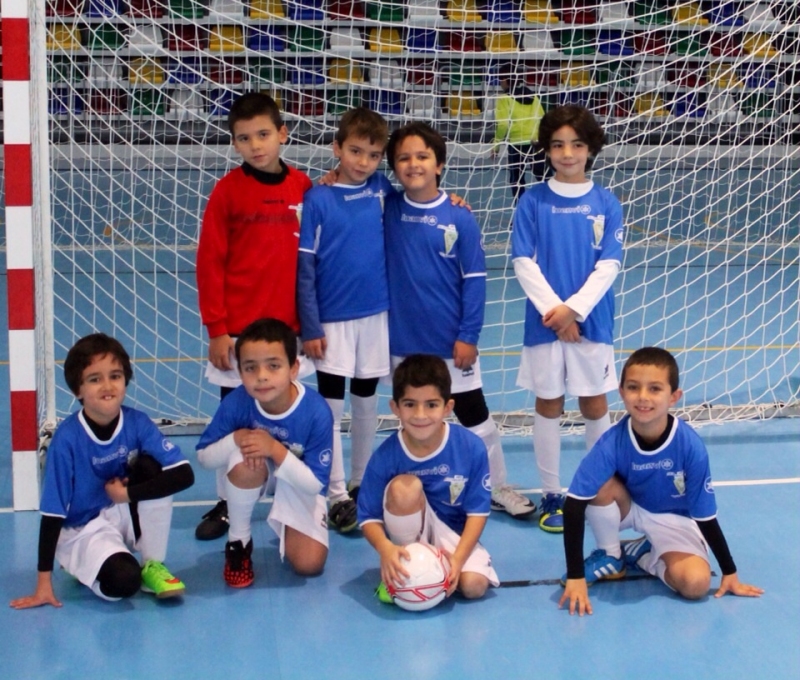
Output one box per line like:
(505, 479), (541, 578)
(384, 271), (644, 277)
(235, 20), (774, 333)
(196, 318), (333, 587)
(559, 347), (764, 616)
(11, 334), (194, 608)
(357, 354), (499, 601)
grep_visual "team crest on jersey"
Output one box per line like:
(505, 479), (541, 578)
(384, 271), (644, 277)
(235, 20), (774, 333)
(482, 474), (491, 492)
(286, 442), (305, 460)
(445, 474), (466, 505)
(162, 439), (175, 452)
(589, 214), (605, 250)
(126, 448), (139, 466)
(704, 477), (715, 494)
(439, 224), (458, 256)
(669, 470), (686, 496)
(319, 448), (332, 467)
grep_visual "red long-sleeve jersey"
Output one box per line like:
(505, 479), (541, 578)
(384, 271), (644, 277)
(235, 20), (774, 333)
(196, 162), (313, 338)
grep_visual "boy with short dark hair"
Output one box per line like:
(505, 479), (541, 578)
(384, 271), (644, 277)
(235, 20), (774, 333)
(559, 347), (764, 616)
(196, 318), (333, 587)
(297, 107), (394, 533)
(511, 105), (625, 533)
(357, 354), (498, 600)
(383, 122), (535, 519)
(11, 334), (194, 608)
(195, 92), (314, 540)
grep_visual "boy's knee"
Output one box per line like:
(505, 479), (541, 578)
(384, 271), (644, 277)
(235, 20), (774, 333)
(385, 475), (424, 513)
(578, 395), (608, 421)
(666, 558), (711, 600)
(457, 572), (489, 600)
(536, 397), (564, 419)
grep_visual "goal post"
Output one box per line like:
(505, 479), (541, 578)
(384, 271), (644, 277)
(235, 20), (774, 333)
(5, 0), (800, 507)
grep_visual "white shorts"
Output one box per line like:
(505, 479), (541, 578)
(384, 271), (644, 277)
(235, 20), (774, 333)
(225, 448), (329, 559)
(383, 490), (499, 587)
(388, 355), (484, 395)
(516, 339), (617, 398)
(205, 337), (314, 387)
(621, 502), (710, 586)
(56, 504), (137, 599)
(314, 312), (390, 379)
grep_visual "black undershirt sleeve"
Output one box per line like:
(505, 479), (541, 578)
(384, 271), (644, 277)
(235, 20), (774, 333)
(126, 462), (194, 503)
(563, 496), (592, 580)
(695, 517), (737, 576)
(38, 515), (65, 572)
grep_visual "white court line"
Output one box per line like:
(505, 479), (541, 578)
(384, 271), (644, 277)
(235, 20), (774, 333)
(2, 479), (798, 514)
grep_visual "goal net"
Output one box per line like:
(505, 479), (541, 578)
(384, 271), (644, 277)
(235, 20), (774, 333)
(28, 0), (800, 438)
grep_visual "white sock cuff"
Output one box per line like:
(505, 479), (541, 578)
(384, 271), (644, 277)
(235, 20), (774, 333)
(384, 508), (423, 546)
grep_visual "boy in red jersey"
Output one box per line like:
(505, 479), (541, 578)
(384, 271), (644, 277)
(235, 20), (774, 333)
(195, 92), (313, 540)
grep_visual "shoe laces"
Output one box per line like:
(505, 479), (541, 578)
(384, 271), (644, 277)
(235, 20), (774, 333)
(541, 493), (564, 515)
(492, 485), (528, 505)
(203, 500), (228, 521)
(142, 560), (170, 579)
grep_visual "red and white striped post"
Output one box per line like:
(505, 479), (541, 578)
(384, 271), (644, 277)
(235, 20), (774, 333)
(3, 0), (40, 510)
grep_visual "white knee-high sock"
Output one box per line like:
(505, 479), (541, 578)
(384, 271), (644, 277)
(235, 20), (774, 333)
(135, 496), (173, 563)
(586, 503), (622, 559)
(533, 412), (562, 494)
(215, 467), (227, 500)
(584, 413), (611, 451)
(349, 393), (378, 487)
(468, 417), (507, 489)
(384, 509), (423, 545)
(225, 480), (261, 545)
(325, 397), (349, 503)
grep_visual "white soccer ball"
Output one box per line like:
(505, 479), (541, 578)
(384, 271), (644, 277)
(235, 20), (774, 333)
(389, 542), (451, 612)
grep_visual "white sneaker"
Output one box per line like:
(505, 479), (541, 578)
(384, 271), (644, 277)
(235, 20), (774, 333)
(491, 485), (536, 518)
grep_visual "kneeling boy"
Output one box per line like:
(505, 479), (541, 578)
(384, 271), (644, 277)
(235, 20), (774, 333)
(196, 318), (333, 586)
(559, 347), (763, 616)
(357, 354), (498, 601)
(11, 334), (194, 608)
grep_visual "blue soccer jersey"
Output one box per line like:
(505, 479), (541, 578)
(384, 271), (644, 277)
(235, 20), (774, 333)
(357, 423), (491, 534)
(40, 406), (188, 528)
(384, 190), (487, 358)
(196, 382), (333, 494)
(567, 415), (717, 520)
(511, 181), (624, 346)
(297, 173), (395, 339)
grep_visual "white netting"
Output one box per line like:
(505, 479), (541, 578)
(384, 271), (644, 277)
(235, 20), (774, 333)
(35, 0), (799, 432)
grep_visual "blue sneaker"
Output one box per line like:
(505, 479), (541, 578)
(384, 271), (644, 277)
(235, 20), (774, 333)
(538, 493), (565, 533)
(621, 536), (652, 574)
(560, 549), (627, 586)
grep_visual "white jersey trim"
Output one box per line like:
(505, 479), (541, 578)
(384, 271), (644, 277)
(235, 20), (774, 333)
(402, 190), (448, 210)
(255, 381), (306, 420)
(397, 422), (451, 462)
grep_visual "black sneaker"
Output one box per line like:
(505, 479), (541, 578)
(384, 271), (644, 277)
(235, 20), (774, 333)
(224, 539), (254, 588)
(328, 498), (358, 533)
(195, 499), (229, 541)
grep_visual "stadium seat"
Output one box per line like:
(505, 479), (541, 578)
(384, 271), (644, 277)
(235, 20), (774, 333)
(407, 0), (441, 17)
(673, 2), (708, 25)
(166, 57), (204, 84)
(742, 32), (779, 57)
(599, 1), (633, 26)
(704, 1), (744, 26)
(708, 62), (743, 88)
(88, 24), (125, 51)
(88, 89), (126, 116)
(165, 25), (206, 52)
(249, 59), (287, 87)
(47, 0), (83, 16)
(667, 62), (707, 87)
(406, 27), (439, 52)
(46, 25), (82, 51)
(524, 0), (558, 23)
(707, 93), (741, 122)
(249, 0), (285, 17)
(167, 88), (206, 119)
(631, 0), (671, 25)
(130, 88), (165, 116)
(285, 0), (324, 19)
(288, 26), (326, 52)
(88, 57), (124, 86)
(209, 25), (245, 52)
(709, 30), (744, 56)
(367, 28), (404, 52)
(329, 27), (363, 51)
(405, 93), (436, 119)
(127, 0), (163, 17)
(560, 63), (593, 87)
(369, 90), (405, 116)
(554, 28), (596, 55)
(445, 32), (484, 51)
(447, 95), (481, 117)
(329, 58), (364, 83)
(127, 23), (163, 54)
(446, 63), (482, 88)
(738, 92), (775, 118)
(248, 26), (285, 51)
(634, 93), (670, 117)
(445, 0), (482, 22)
(209, 0), (243, 18)
(407, 60), (437, 86)
(742, 3), (781, 30)
(669, 92), (707, 118)
(86, 0), (122, 16)
(208, 60), (245, 84)
(597, 30), (634, 56)
(740, 63), (777, 88)
(594, 60), (633, 87)
(290, 57), (325, 84)
(168, 0), (206, 18)
(556, 0), (598, 24)
(672, 31), (708, 57)
(50, 87), (84, 115)
(633, 30), (669, 55)
(367, 0), (405, 21)
(328, 0), (366, 18)
(522, 30), (559, 54)
(209, 89), (236, 116)
(485, 32), (518, 52)
(328, 89), (362, 115)
(50, 56), (82, 84)
(369, 60), (404, 87)
(485, 0), (519, 22)
(129, 57), (165, 84)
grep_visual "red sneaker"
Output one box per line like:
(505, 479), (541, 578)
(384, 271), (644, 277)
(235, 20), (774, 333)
(224, 539), (254, 588)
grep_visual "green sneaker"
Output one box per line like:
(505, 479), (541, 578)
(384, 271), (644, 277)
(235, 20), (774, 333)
(375, 581), (394, 605)
(141, 560), (185, 599)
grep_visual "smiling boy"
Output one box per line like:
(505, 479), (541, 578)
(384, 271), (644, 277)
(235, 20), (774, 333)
(196, 318), (333, 587)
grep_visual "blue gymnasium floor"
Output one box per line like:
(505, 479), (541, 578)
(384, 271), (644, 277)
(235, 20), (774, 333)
(1, 421), (799, 680)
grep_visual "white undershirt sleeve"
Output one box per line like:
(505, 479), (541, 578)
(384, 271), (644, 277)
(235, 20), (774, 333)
(275, 453), (324, 496)
(197, 433), (238, 470)
(564, 259), (621, 322)
(513, 257), (563, 316)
